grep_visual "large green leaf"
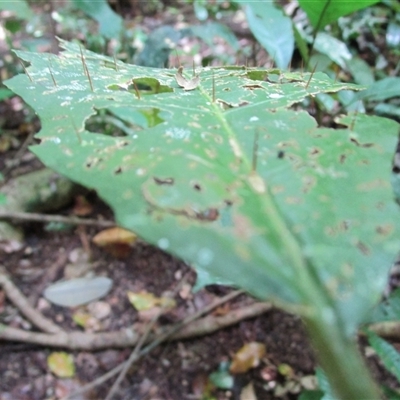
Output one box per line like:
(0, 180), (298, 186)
(298, 0), (380, 30)
(4, 40), (399, 332)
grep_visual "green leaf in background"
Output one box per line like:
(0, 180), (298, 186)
(298, 0), (380, 30)
(242, 1), (294, 69)
(313, 32), (352, 69)
(387, 22), (400, 48)
(345, 56), (375, 86)
(190, 21), (240, 52)
(315, 368), (335, 400)
(299, 390), (324, 400)
(0, 0), (34, 20)
(367, 330), (400, 381)
(209, 362), (234, 390)
(368, 288), (400, 323)
(71, 0), (123, 39)
(374, 103), (400, 119)
(381, 385), (400, 400)
(356, 77), (400, 102)
(0, 88), (13, 101)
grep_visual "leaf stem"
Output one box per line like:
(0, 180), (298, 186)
(304, 305), (381, 399)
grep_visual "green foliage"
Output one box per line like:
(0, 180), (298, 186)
(367, 330), (400, 381)
(4, 40), (400, 399)
(368, 288), (400, 323)
(0, 0), (33, 20)
(236, 1), (294, 69)
(298, 0), (381, 30)
(71, 0), (123, 39)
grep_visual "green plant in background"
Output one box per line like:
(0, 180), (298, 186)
(5, 38), (400, 399)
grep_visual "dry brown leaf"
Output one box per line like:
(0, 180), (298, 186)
(72, 195), (93, 216)
(230, 342), (266, 374)
(92, 227), (137, 258)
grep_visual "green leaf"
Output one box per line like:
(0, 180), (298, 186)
(243, 1), (294, 69)
(381, 385), (400, 400)
(345, 57), (375, 86)
(209, 362), (234, 390)
(0, 0), (34, 20)
(0, 88), (13, 101)
(4, 39), (400, 335)
(313, 33), (352, 69)
(387, 22), (400, 48)
(298, 0), (380, 30)
(368, 288), (400, 323)
(71, 0), (123, 39)
(47, 352), (75, 378)
(316, 368), (335, 400)
(367, 330), (400, 381)
(356, 77), (400, 102)
(190, 21), (240, 52)
(5, 38), (398, 399)
(299, 390), (324, 400)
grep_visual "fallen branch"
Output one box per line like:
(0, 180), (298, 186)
(0, 302), (272, 350)
(0, 210), (115, 228)
(0, 266), (63, 334)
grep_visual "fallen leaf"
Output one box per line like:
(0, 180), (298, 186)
(73, 195), (93, 216)
(127, 290), (176, 311)
(72, 309), (92, 328)
(209, 362), (234, 390)
(277, 363), (294, 378)
(92, 227), (137, 258)
(240, 382), (257, 400)
(43, 276), (113, 307)
(230, 342), (266, 374)
(47, 352), (75, 378)
(87, 301), (111, 320)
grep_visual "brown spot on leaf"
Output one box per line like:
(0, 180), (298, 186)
(153, 177), (174, 185)
(350, 137), (374, 148)
(309, 147), (322, 157)
(356, 241), (370, 256)
(376, 224), (394, 236)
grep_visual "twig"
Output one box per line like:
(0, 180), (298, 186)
(0, 266), (63, 334)
(0, 210), (115, 228)
(0, 301), (272, 349)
